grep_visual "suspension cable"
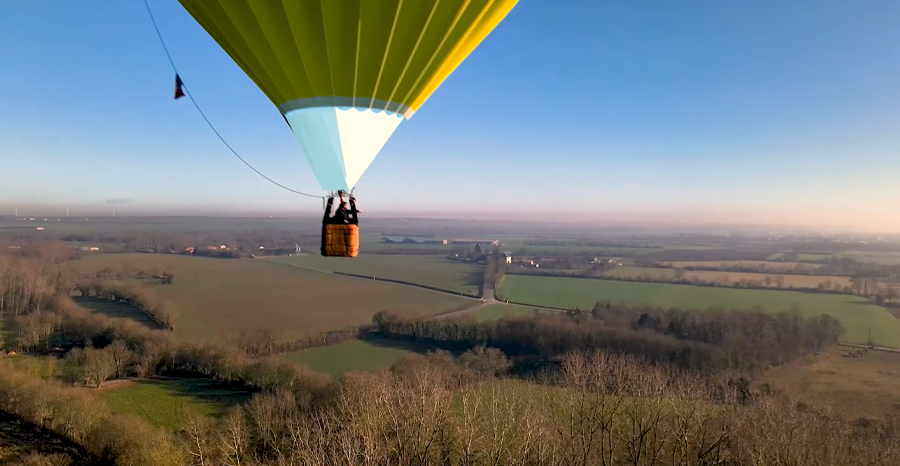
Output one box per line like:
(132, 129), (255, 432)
(142, 0), (323, 199)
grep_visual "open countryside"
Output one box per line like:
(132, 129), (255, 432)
(3, 0), (900, 459)
(264, 253), (483, 296)
(280, 339), (417, 378)
(664, 260), (825, 272)
(100, 378), (254, 431)
(498, 274), (900, 347)
(604, 265), (852, 289)
(69, 253), (475, 338)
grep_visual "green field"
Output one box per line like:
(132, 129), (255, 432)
(282, 339), (416, 377)
(498, 275), (900, 347)
(100, 378), (253, 430)
(265, 254), (483, 295)
(767, 251), (900, 265)
(604, 266), (851, 289)
(70, 254), (475, 339)
(835, 252), (900, 265)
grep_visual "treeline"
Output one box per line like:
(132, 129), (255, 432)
(227, 327), (364, 357)
(645, 248), (775, 261)
(185, 247), (243, 259)
(662, 255), (900, 280)
(0, 358), (186, 466)
(506, 267), (850, 296)
(8, 348), (899, 466)
(19, 296), (332, 395)
(522, 238), (658, 249)
(0, 254), (55, 319)
(90, 265), (175, 284)
(74, 280), (177, 330)
(371, 304), (843, 375)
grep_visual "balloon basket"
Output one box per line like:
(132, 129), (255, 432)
(321, 224), (359, 257)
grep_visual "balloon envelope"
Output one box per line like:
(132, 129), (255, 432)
(177, 0), (518, 192)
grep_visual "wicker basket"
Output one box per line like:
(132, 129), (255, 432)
(321, 224), (359, 257)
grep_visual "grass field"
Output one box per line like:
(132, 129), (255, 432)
(835, 252), (900, 265)
(99, 378), (253, 431)
(757, 345), (900, 421)
(767, 252), (831, 262)
(664, 260), (823, 272)
(604, 266), (850, 289)
(497, 275), (900, 347)
(282, 339), (416, 377)
(69, 254), (475, 339)
(767, 251), (900, 265)
(265, 254), (482, 295)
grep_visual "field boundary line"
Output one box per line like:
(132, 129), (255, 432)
(260, 258), (485, 301)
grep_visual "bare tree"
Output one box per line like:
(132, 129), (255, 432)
(14, 311), (61, 351)
(107, 340), (132, 380)
(217, 407), (248, 466)
(182, 412), (213, 466)
(81, 347), (114, 388)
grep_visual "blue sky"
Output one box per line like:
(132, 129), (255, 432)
(2, 1), (899, 227)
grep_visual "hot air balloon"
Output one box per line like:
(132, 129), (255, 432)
(176, 0), (518, 256)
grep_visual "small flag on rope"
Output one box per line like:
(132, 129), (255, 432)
(174, 74), (185, 100)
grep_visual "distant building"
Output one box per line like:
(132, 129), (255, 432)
(502, 251), (513, 264)
(183, 247), (195, 254)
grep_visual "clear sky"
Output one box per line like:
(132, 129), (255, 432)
(2, 1), (899, 229)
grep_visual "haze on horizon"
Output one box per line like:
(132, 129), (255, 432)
(2, 1), (899, 231)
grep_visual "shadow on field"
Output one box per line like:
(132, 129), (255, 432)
(0, 410), (108, 466)
(362, 334), (472, 358)
(72, 296), (165, 330)
(143, 377), (255, 412)
(463, 269), (485, 297)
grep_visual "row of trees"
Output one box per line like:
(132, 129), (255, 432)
(7, 346), (899, 466)
(0, 357), (185, 466)
(0, 254), (55, 319)
(661, 255), (900, 281)
(372, 304), (843, 375)
(74, 280), (177, 330)
(92, 265), (175, 284)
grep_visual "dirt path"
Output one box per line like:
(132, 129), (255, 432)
(95, 378), (134, 393)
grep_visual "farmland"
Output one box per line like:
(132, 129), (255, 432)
(664, 260), (823, 272)
(69, 254), (475, 339)
(758, 345), (900, 421)
(99, 378), (253, 431)
(281, 339), (416, 377)
(603, 266), (851, 288)
(265, 253), (482, 295)
(73, 296), (162, 329)
(497, 275), (900, 347)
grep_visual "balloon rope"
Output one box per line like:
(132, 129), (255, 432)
(142, 0), (323, 199)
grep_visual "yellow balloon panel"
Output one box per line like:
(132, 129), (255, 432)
(177, 0), (518, 118)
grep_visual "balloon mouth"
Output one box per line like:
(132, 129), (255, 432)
(278, 96), (414, 120)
